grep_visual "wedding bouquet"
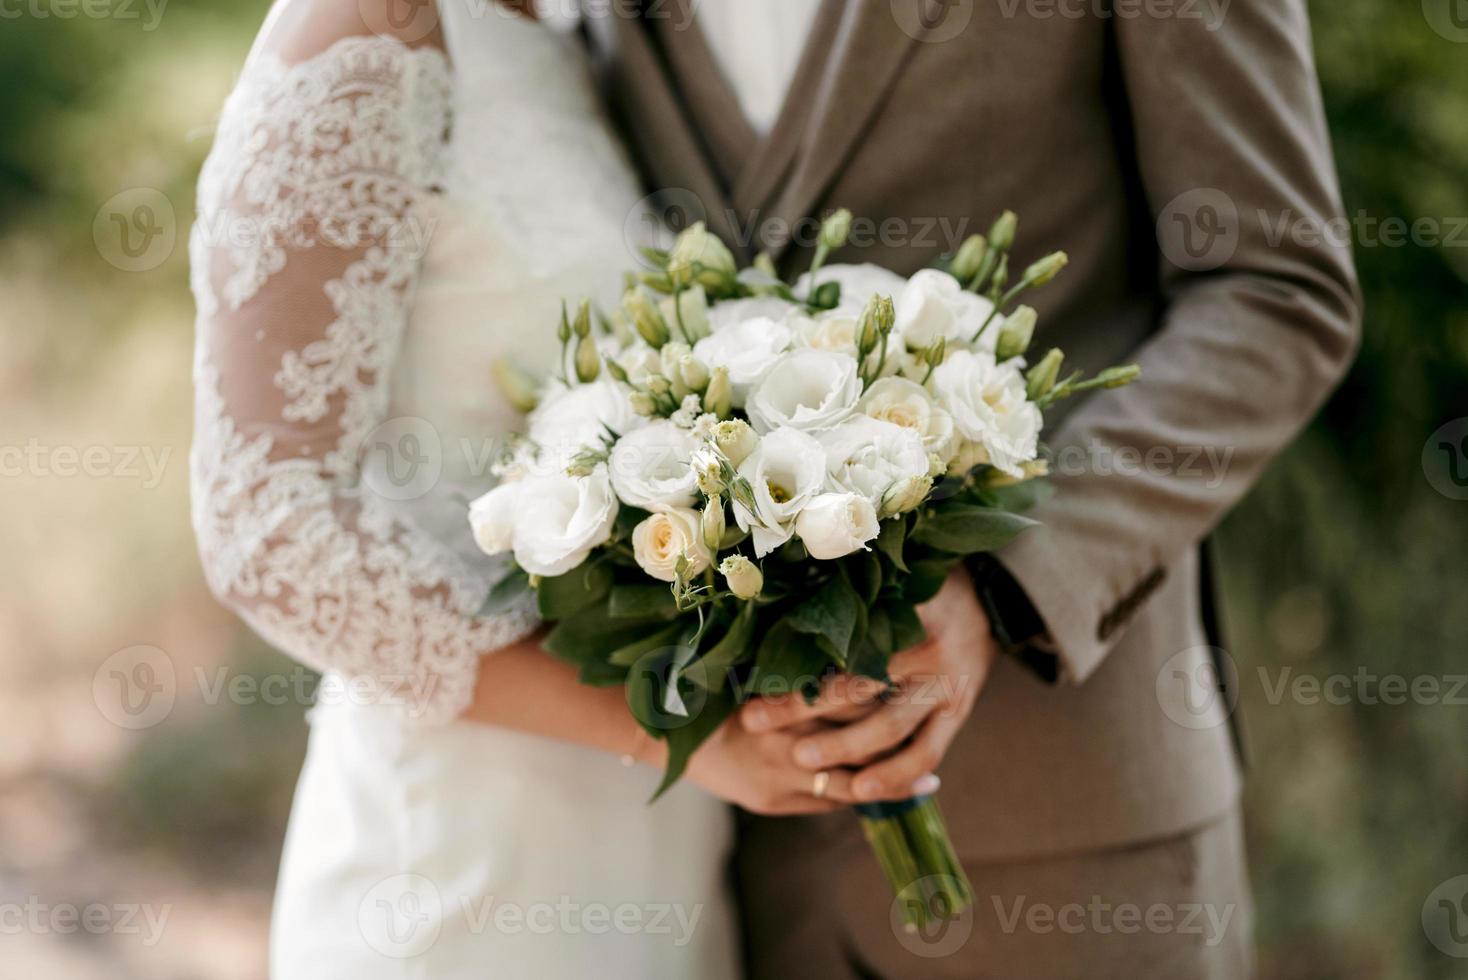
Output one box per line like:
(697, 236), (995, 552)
(468, 210), (1137, 927)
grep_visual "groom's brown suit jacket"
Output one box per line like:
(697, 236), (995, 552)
(588, 0), (1359, 876)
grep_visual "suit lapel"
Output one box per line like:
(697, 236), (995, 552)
(760, 1), (927, 261)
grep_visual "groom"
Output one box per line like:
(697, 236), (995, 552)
(588, 0), (1360, 975)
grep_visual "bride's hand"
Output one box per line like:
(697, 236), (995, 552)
(683, 718), (862, 816)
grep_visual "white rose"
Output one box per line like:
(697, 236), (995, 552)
(529, 379), (645, 469)
(858, 376), (958, 463)
(795, 492), (881, 561)
(746, 348), (862, 434)
(791, 310), (861, 354)
(817, 415), (933, 505)
(693, 315), (793, 406)
(895, 269), (997, 352)
(706, 297), (798, 332)
(796, 263), (908, 312)
(468, 467), (618, 577)
(632, 508), (712, 583)
(931, 349), (1043, 477)
(732, 427), (827, 557)
(608, 420), (700, 511)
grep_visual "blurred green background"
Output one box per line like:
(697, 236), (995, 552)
(0, 1), (1464, 977)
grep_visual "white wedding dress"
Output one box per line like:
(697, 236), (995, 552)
(189, 3), (739, 976)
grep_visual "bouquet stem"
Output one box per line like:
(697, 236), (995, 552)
(856, 795), (974, 930)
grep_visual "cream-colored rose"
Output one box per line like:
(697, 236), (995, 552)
(858, 377), (959, 464)
(795, 492), (881, 561)
(632, 508), (712, 583)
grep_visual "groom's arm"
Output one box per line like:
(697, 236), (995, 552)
(994, 0), (1362, 683)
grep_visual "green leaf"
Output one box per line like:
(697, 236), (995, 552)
(887, 601), (928, 651)
(911, 504), (1038, 555)
(875, 517), (910, 573)
(543, 605), (656, 668)
(577, 660), (628, 687)
(746, 622), (831, 700)
(608, 583), (679, 621)
(651, 690), (735, 802)
(608, 621), (689, 667)
(976, 478), (1056, 513)
(536, 561), (614, 620)
(686, 603), (757, 692)
(477, 568), (531, 617)
(785, 569), (862, 665)
(847, 607), (894, 683)
(903, 559), (954, 605)
(847, 549), (884, 606)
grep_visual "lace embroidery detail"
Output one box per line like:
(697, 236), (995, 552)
(190, 35), (535, 726)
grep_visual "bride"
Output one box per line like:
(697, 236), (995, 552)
(188, 0), (847, 975)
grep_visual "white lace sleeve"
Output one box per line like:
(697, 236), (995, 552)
(189, 33), (536, 725)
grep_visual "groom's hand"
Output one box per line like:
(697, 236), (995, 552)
(739, 565), (999, 803)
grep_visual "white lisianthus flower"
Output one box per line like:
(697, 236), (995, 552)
(468, 480), (523, 555)
(469, 467), (619, 577)
(796, 263), (908, 313)
(632, 508), (712, 583)
(931, 349), (1043, 477)
(817, 416), (933, 505)
(746, 349), (862, 434)
(895, 269), (997, 353)
(858, 376), (959, 464)
(795, 492), (881, 560)
(706, 297), (797, 332)
(693, 316), (793, 406)
(791, 310), (861, 354)
(529, 379), (645, 469)
(608, 420), (700, 511)
(732, 427), (827, 557)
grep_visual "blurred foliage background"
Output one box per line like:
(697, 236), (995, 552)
(0, 1), (1463, 977)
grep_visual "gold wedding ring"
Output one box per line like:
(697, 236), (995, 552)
(812, 771), (831, 800)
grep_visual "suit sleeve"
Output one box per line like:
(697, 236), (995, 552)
(995, 0), (1361, 682)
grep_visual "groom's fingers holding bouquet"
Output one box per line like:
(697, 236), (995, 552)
(686, 717), (863, 815)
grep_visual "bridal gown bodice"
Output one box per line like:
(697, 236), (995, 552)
(189, 7), (737, 977)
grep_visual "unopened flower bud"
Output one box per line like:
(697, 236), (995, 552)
(624, 288), (670, 348)
(713, 419), (758, 468)
(704, 366), (733, 418)
(1026, 348), (1064, 401)
(574, 334), (601, 383)
(660, 285), (711, 341)
(668, 222), (737, 291)
(701, 499), (726, 551)
(557, 305), (573, 344)
(1094, 364), (1141, 388)
(1023, 251), (1068, 288)
(679, 355), (711, 392)
(491, 358), (541, 414)
(573, 300), (592, 338)
(720, 555), (764, 600)
(950, 234), (988, 283)
(880, 475), (933, 518)
(988, 210), (1018, 252)
(995, 305), (1037, 361)
(629, 390), (658, 416)
(692, 448), (726, 496)
(819, 208), (854, 252)
(659, 341), (692, 379)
